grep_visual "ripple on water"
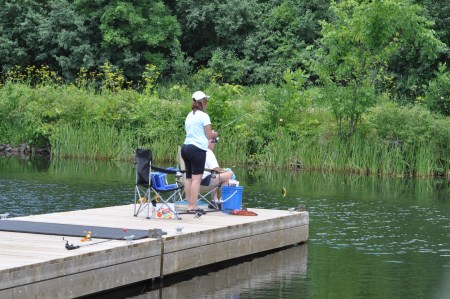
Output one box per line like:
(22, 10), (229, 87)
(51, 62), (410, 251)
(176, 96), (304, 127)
(383, 260), (404, 264)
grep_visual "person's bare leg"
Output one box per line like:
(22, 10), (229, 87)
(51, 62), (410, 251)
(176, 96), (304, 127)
(189, 174), (202, 210)
(215, 188), (221, 201)
(184, 178), (192, 208)
(208, 177), (221, 200)
(219, 172), (233, 186)
(215, 171), (234, 201)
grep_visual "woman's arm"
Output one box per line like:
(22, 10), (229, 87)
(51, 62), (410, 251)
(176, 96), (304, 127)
(204, 124), (218, 139)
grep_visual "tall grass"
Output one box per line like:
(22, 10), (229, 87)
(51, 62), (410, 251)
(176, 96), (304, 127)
(50, 123), (137, 160)
(255, 129), (298, 168)
(245, 130), (445, 178)
(2, 75), (450, 177)
(216, 135), (254, 167)
(414, 142), (434, 177)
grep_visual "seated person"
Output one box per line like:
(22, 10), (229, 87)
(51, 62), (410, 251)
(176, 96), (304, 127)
(200, 138), (234, 201)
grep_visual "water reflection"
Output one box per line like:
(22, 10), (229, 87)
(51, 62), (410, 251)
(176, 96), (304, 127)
(1, 157), (449, 299)
(89, 245), (308, 299)
(165, 245), (307, 299)
(238, 169), (450, 257)
(0, 157), (134, 216)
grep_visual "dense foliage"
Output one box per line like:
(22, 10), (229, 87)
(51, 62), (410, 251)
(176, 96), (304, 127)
(1, 0), (449, 91)
(1, 0), (450, 177)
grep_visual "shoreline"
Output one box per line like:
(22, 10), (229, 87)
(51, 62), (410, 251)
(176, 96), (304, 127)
(0, 143), (50, 157)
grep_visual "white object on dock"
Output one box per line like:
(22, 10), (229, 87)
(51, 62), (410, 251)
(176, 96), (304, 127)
(124, 235), (135, 244)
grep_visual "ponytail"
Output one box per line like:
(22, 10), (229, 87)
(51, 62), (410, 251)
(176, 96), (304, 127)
(191, 98), (206, 113)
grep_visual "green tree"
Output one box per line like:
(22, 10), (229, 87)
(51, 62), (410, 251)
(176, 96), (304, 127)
(314, 0), (446, 137)
(174, 0), (329, 85)
(75, 0), (182, 80)
(35, 0), (98, 80)
(242, 0), (329, 84)
(0, 0), (47, 70)
(0, 0), (99, 80)
(416, 0), (450, 58)
(174, 0), (262, 66)
(387, 1), (450, 102)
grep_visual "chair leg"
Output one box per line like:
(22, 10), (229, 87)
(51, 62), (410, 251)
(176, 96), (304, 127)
(134, 186), (151, 217)
(148, 189), (182, 220)
(134, 187), (139, 216)
(198, 186), (221, 210)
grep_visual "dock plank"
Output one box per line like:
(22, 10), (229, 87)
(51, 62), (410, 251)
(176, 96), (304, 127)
(0, 204), (308, 298)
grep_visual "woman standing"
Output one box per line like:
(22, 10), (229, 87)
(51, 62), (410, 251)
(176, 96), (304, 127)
(181, 91), (218, 212)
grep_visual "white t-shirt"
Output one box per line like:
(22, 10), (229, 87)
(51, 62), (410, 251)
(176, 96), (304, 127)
(184, 110), (211, 151)
(202, 149), (219, 179)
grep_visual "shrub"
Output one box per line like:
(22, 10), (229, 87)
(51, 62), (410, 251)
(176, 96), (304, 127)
(366, 102), (450, 176)
(423, 63), (450, 116)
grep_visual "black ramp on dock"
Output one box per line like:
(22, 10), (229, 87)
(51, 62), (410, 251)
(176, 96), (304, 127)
(0, 220), (149, 239)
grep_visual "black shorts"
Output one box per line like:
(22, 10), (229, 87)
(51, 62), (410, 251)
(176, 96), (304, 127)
(201, 175), (212, 186)
(181, 144), (206, 178)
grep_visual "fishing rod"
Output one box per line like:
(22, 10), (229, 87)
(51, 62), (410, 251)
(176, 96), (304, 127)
(218, 113), (251, 133)
(63, 235), (136, 250)
(213, 112), (251, 143)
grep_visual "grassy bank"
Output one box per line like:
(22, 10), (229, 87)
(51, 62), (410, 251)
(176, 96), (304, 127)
(1, 79), (449, 177)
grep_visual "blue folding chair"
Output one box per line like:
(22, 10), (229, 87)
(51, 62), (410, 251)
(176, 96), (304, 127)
(134, 149), (183, 219)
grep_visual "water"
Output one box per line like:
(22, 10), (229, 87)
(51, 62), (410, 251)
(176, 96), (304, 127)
(1, 157), (449, 298)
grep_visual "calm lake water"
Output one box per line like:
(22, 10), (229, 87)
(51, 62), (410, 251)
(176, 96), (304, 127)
(0, 156), (449, 299)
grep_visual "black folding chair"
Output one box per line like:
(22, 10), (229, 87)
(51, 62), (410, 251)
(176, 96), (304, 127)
(134, 149), (183, 219)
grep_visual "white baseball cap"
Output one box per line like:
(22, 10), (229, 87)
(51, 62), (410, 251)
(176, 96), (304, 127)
(192, 91), (210, 101)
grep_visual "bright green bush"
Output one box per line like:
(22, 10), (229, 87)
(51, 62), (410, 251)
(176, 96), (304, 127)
(366, 102), (450, 176)
(424, 64), (450, 116)
(0, 82), (47, 146)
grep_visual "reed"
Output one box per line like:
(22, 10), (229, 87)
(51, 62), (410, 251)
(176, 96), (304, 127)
(10, 110), (450, 178)
(292, 135), (346, 172)
(347, 133), (365, 173)
(50, 122), (137, 160)
(2, 77), (450, 177)
(215, 134), (253, 166)
(299, 139), (325, 170)
(364, 142), (381, 175)
(411, 141), (436, 177)
(333, 138), (350, 172)
(414, 143), (433, 177)
(248, 130), (300, 168)
(378, 145), (403, 176)
(344, 133), (381, 175)
(146, 129), (185, 163)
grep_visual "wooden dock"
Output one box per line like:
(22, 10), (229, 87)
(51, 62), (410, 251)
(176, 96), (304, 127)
(0, 205), (309, 298)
